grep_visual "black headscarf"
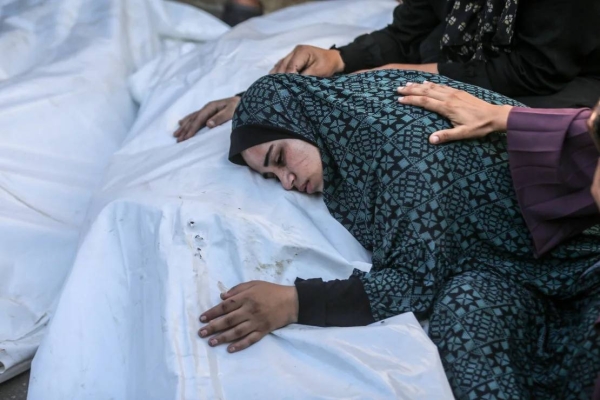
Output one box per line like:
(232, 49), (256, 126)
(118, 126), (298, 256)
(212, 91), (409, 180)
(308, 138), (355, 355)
(229, 125), (314, 166)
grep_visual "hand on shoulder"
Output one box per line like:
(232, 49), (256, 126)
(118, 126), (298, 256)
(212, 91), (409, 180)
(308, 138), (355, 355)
(270, 45), (344, 77)
(397, 81), (512, 144)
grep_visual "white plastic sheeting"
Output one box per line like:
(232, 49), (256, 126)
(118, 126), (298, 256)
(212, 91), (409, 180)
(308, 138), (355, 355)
(0, 0), (228, 383)
(25, 0), (453, 398)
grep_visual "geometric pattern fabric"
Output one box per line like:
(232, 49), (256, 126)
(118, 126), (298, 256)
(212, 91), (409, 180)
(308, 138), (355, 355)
(233, 70), (600, 399)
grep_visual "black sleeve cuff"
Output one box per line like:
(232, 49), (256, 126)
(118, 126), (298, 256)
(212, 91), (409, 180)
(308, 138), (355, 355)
(295, 278), (327, 326)
(333, 40), (377, 74)
(235, 91), (245, 98)
(294, 276), (375, 327)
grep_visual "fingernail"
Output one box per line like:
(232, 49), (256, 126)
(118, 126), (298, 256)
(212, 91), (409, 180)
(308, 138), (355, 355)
(406, 82), (414, 86)
(200, 315), (207, 322)
(200, 330), (207, 337)
(398, 96), (404, 102)
(422, 80), (428, 83)
(430, 135), (440, 144)
(207, 121), (215, 128)
(397, 86), (404, 91)
(228, 346), (236, 353)
(210, 339), (218, 346)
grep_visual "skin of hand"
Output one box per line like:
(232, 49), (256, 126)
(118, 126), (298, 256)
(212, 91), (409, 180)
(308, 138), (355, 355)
(270, 45), (345, 76)
(593, 160), (600, 210)
(353, 63), (439, 75)
(397, 81), (513, 144)
(198, 281), (299, 353)
(173, 96), (241, 142)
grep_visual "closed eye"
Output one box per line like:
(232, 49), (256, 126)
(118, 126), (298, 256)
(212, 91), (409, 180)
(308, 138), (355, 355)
(276, 151), (285, 166)
(262, 172), (278, 180)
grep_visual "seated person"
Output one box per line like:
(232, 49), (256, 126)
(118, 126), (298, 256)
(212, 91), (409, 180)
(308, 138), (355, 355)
(174, 0), (600, 142)
(196, 70), (600, 399)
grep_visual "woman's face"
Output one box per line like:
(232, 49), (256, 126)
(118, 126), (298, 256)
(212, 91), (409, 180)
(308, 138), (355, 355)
(242, 139), (324, 194)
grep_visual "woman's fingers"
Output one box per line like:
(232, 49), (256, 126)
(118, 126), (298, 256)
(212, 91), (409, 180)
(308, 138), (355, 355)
(429, 127), (473, 144)
(398, 94), (445, 114)
(277, 53), (295, 74)
(397, 82), (453, 101)
(228, 331), (264, 353)
(269, 59), (283, 74)
(285, 51), (310, 74)
(200, 296), (243, 322)
(173, 112), (197, 137)
(221, 281), (257, 300)
(176, 99), (237, 142)
(208, 321), (255, 347)
(199, 310), (249, 338)
(207, 100), (239, 129)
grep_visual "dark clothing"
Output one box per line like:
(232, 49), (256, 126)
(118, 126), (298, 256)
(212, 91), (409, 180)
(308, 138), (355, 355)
(294, 277), (374, 327)
(231, 71), (600, 398)
(296, 106), (600, 324)
(336, 0), (600, 108)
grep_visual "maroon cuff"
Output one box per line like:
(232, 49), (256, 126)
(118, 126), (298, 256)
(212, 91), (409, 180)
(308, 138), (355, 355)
(506, 107), (600, 256)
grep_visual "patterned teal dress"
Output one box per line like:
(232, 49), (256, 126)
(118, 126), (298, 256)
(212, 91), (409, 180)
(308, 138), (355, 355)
(232, 70), (600, 399)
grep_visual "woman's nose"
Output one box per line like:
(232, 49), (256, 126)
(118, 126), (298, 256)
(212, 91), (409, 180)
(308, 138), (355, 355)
(280, 171), (295, 190)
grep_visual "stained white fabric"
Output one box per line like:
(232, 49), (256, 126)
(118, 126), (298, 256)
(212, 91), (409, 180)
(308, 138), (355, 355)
(0, 0), (227, 382)
(3, 0), (454, 398)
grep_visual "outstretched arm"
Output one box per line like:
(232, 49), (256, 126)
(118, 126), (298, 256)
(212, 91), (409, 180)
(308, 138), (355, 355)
(173, 95), (241, 142)
(197, 277), (375, 352)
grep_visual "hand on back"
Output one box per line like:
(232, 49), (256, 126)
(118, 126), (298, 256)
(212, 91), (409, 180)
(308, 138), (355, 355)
(173, 45), (343, 143)
(173, 96), (241, 142)
(270, 45), (344, 76)
(397, 81), (513, 144)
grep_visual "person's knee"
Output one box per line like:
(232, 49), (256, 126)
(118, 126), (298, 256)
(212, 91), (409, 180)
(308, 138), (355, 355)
(428, 271), (540, 342)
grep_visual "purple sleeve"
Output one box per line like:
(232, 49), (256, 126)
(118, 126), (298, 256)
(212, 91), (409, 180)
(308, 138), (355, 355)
(507, 107), (600, 257)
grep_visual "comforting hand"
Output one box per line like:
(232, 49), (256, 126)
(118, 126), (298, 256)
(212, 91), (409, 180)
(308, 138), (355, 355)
(198, 281), (299, 353)
(173, 96), (241, 142)
(397, 81), (513, 144)
(270, 45), (345, 76)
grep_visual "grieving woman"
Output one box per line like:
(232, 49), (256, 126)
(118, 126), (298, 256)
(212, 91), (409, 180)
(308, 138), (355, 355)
(197, 71), (600, 399)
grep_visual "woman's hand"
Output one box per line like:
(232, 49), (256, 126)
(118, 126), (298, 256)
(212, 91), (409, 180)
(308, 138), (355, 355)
(397, 81), (513, 144)
(173, 96), (241, 142)
(198, 281), (299, 353)
(270, 45), (345, 76)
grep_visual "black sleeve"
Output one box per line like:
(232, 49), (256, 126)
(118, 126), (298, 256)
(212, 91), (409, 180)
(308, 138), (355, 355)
(294, 276), (375, 327)
(335, 0), (440, 73)
(438, 0), (600, 98)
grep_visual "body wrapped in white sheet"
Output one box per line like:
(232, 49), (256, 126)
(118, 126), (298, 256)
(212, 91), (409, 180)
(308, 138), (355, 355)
(27, 1), (454, 398)
(0, 0), (227, 382)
